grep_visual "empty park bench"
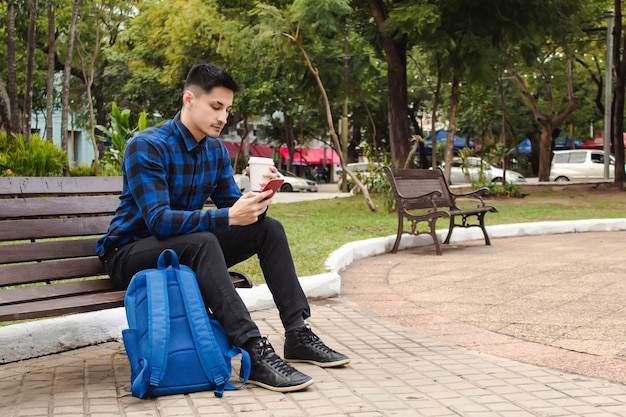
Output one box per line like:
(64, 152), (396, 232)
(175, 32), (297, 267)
(0, 176), (251, 323)
(383, 166), (498, 255)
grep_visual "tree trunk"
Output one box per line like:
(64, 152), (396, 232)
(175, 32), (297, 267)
(93, 71), (107, 158)
(385, 40), (410, 168)
(6, 2), (20, 134)
(443, 77), (460, 182)
(61, 0), (82, 174)
(613, 0), (625, 188)
(78, 3), (103, 175)
(24, 0), (38, 143)
(82, 61), (100, 175)
(430, 63), (443, 169)
(527, 130), (541, 176)
(509, 60), (580, 182)
(497, 74), (507, 145)
(283, 110), (295, 173)
(0, 78), (10, 130)
(363, 102), (378, 160)
(234, 116), (249, 173)
(614, 66), (626, 188)
(368, 0), (410, 169)
(45, 0), (56, 142)
(538, 122), (554, 180)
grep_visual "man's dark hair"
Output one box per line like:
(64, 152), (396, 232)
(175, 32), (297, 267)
(184, 63), (241, 93)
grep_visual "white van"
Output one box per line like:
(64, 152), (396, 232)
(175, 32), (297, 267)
(549, 150), (615, 181)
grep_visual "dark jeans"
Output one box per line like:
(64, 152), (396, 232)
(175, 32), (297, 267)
(102, 216), (311, 347)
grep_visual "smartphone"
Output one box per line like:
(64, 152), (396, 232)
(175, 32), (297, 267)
(260, 178), (284, 198)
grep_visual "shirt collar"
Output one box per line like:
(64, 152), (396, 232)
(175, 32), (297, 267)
(173, 112), (205, 152)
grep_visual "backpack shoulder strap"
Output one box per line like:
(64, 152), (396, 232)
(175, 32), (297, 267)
(225, 347), (251, 387)
(131, 249), (173, 398)
(146, 266), (170, 389)
(209, 317), (251, 388)
(176, 268), (234, 397)
(129, 264), (170, 398)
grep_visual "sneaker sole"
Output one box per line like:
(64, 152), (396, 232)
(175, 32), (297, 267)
(246, 377), (314, 393)
(285, 357), (351, 368)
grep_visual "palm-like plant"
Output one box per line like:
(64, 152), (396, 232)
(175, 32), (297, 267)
(96, 103), (147, 171)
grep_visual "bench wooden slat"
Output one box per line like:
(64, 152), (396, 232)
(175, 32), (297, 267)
(0, 175), (253, 323)
(0, 258), (105, 286)
(0, 291), (126, 322)
(0, 217), (112, 241)
(0, 176), (123, 195)
(0, 195), (120, 219)
(384, 166), (497, 255)
(0, 279), (117, 305)
(0, 238), (100, 264)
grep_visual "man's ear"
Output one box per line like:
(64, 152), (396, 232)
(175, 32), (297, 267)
(183, 90), (194, 107)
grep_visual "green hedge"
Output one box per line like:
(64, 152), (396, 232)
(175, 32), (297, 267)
(0, 133), (67, 177)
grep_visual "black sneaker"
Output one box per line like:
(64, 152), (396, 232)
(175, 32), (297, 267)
(245, 337), (313, 392)
(284, 325), (350, 368)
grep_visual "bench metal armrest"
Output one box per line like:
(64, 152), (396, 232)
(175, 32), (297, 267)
(450, 187), (489, 207)
(398, 190), (443, 212)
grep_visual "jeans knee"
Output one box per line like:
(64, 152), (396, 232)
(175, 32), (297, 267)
(262, 217), (287, 238)
(187, 231), (220, 250)
(172, 232), (224, 267)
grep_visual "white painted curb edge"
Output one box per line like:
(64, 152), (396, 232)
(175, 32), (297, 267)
(1, 218), (625, 363)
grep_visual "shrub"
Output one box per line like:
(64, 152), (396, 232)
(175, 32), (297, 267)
(0, 133), (67, 176)
(69, 163), (96, 176)
(482, 181), (524, 198)
(99, 160), (123, 176)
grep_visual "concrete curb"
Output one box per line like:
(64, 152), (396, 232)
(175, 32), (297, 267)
(2, 218), (625, 363)
(0, 273), (342, 364)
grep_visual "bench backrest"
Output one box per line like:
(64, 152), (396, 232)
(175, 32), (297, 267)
(0, 176), (123, 320)
(384, 167), (455, 210)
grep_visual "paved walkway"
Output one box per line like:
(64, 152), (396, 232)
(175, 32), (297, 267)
(2, 231), (626, 416)
(342, 231), (626, 386)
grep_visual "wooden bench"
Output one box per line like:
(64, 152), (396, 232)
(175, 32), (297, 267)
(0, 176), (251, 323)
(384, 167), (498, 255)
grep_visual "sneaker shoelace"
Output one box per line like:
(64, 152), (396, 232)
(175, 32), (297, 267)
(256, 338), (299, 377)
(298, 327), (334, 353)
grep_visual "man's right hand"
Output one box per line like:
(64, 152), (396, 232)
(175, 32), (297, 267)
(228, 190), (273, 226)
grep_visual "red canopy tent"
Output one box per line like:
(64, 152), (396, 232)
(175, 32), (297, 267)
(222, 141), (242, 158)
(279, 146), (340, 165)
(222, 142), (274, 159)
(580, 133), (626, 150)
(248, 143), (273, 158)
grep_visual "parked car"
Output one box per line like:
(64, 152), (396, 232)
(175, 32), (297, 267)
(276, 169), (318, 192)
(448, 157), (526, 185)
(549, 149), (616, 182)
(235, 169), (318, 192)
(233, 173), (250, 192)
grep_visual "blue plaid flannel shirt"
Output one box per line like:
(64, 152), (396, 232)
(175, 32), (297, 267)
(96, 112), (241, 258)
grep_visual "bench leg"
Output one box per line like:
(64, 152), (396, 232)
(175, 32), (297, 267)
(479, 213), (491, 246)
(391, 215), (403, 253)
(430, 219), (443, 255)
(443, 216), (454, 245)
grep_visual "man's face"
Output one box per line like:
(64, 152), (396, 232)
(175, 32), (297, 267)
(181, 86), (234, 141)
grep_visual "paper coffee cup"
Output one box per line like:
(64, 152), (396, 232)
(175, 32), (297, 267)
(248, 157), (275, 191)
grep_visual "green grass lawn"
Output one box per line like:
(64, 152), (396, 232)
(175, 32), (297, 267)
(235, 186), (626, 283)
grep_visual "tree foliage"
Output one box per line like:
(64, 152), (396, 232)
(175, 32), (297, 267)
(1, 0), (624, 188)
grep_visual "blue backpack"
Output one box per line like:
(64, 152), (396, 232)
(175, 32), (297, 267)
(122, 249), (250, 398)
